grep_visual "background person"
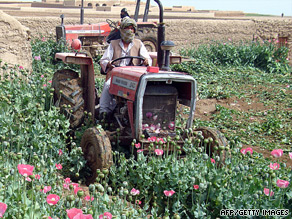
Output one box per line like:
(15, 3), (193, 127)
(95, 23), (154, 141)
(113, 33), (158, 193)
(120, 8), (130, 19)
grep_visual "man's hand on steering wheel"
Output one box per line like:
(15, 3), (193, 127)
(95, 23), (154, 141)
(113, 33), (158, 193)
(111, 56), (147, 67)
(143, 59), (149, 66)
(106, 61), (115, 71)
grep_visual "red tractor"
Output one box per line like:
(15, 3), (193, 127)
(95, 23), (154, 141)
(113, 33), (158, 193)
(56, 0), (158, 56)
(53, 0), (227, 184)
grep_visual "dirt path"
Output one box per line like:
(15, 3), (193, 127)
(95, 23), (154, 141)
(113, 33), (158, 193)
(195, 98), (292, 168)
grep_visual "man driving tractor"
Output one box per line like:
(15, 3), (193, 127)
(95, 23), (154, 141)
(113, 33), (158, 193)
(99, 17), (152, 121)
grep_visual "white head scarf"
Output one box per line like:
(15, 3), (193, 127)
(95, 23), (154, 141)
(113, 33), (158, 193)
(120, 17), (137, 43)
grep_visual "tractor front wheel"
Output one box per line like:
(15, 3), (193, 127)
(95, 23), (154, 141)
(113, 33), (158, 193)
(81, 127), (113, 185)
(194, 127), (228, 162)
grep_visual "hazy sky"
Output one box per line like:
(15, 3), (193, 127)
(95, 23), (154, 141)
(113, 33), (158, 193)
(151, 0), (292, 16)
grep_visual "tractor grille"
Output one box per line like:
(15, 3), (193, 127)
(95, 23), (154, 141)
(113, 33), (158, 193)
(56, 26), (66, 41)
(142, 85), (177, 136)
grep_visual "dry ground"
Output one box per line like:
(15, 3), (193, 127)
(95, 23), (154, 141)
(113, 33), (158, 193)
(195, 98), (292, 168)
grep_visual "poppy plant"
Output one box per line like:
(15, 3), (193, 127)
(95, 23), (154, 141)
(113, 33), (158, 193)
(34, 55), (41, 60)
(64, 178), (71, 184)
(84, 195), (94, 201)
(264, 188), (274, 196)
(71, 183), (79, 189)
(67, 208), (83, 219)
(269, 163), (280, 170)
(168, 121), (175, 130)
(150, 124), (156, 131)
(72, 213), (93, 219)
(142, 124), (149, 130)
(289, 152), (292, 159)
(148, 136), (157, 142)
(0, 202), (7, 218)
(17, 164), (34, 177)
(46, 194), (60, 205)
(154, 149), (164, 156)
(148, 136), (166, 143)
(74, 187), (83, 195)
(210, 158), (215, 163)
(146, 112), (152, 118)
(276, 179), (290, 188)
(41, 186), (52, 194)
(193, 185), (199, 190)
(130, 188), (140, 196)
(55, 163), (62, 170)
(135, 143), (141, 149)
(240, 147), (253, 155)
(271, 149), (283, 158)
(164, 190), (175, 197)
(99, 212), (113, 219)
(63, 183), (70, 190)
(156, 138), (165, 144)
(25, 177), (32, 182)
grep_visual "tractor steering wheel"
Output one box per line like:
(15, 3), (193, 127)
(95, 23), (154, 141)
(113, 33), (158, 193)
(111, 56), (145, 67)
(106, 19), (118, 29)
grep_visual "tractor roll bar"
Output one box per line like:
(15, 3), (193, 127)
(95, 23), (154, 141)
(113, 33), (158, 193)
(80, 0), (84, 24)
(134, 0), (165, 68)
(143, 0), (151, 22)
(154, 0), (165, 69)
(134, 0), (141, 22)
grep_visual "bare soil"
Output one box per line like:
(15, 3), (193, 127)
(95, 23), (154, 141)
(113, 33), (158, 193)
(195, 98), (292, 168)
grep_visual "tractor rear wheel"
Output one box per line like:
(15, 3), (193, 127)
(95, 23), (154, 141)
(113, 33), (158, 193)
(194, 127), (228, 162)
(136, 28), (157, 52)
(52, 69), (84, 129)
(81, 127), (112, 185)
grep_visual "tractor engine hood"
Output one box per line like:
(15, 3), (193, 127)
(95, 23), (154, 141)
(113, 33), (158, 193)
(109, 66), (196, 103)
(109, 66), (197, 138)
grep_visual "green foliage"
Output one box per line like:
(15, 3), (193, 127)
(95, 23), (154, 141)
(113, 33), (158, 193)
(177, 39), (291, 73)
(1, 36), (292, 219)
(171, 40), (292, 151)
(31, 36), (80, 75)
(110, 140), (292, 218)
(0, 62), (70, 217)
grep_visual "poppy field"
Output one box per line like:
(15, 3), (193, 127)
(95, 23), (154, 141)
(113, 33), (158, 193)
(0, 37), (292, 218)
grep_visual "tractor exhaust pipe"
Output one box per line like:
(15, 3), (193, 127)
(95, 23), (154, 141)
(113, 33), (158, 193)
(60, 14), (64, 26)
(153, 0), (165, 69)
(80, 0), (84, 24)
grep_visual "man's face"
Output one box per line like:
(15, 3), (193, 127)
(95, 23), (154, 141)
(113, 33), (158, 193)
(120, 12), (127, 18)
(124, 25), (135, 33)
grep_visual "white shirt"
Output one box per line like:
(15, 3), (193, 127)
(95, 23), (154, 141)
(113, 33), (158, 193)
(100, 39), (152, 72)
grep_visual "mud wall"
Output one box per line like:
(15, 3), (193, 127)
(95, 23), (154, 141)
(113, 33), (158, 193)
(16, 16), (292, 48)
(0, 11), (31, 71)
(5, 14), (292, 67)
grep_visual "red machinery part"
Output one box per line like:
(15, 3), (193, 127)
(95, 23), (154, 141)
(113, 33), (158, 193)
(71, 39), (82, 51)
